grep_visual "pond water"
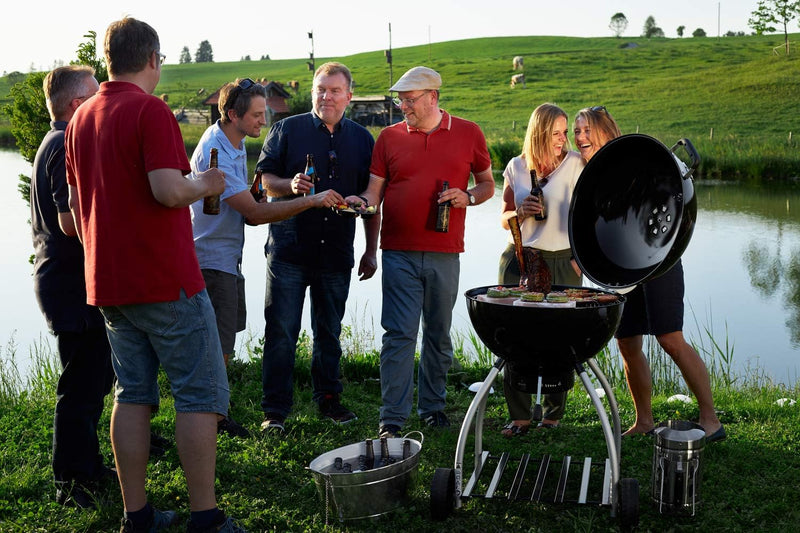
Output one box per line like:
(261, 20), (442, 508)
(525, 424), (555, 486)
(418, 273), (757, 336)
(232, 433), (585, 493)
(2, 148), (798, 386)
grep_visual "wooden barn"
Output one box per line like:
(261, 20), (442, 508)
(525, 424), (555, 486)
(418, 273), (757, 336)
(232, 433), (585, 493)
(202, 79), (292, 125)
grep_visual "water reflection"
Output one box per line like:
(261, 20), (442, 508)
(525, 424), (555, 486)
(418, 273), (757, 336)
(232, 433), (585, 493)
(2, 145), (799, 385)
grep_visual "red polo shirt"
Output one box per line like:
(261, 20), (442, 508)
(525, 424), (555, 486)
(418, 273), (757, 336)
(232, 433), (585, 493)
(66, 81), (203, 306)
(370, 110), (491, 253)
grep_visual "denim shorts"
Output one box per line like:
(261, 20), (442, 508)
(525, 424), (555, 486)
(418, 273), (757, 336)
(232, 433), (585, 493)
(100, 289), (230, 415)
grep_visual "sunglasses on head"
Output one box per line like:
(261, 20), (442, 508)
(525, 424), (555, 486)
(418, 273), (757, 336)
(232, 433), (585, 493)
(237, 78), (256, 91)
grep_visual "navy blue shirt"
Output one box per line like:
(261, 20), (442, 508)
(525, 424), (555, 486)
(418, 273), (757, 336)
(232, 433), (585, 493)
(256, 112), (375, 271)
(31, 121), (104, 332)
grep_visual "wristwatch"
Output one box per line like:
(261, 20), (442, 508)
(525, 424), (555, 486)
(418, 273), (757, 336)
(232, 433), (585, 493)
(467, 191), (476, 205)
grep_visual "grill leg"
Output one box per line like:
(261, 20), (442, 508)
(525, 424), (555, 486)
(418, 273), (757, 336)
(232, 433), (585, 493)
(454, 357), (504, 509)
(577, 361), (620, 516)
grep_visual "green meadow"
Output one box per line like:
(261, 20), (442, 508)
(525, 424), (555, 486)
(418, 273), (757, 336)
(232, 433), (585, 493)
(2, 33), (800, 179)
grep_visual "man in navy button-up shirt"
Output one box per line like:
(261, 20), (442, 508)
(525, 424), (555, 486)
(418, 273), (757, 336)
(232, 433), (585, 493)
(256, 62), (378, 432)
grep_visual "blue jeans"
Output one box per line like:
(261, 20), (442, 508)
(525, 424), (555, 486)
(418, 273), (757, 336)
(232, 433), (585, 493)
(379, 250), (460, 427)
(100, 289), (230, 415)
(261, 258), (351, 416)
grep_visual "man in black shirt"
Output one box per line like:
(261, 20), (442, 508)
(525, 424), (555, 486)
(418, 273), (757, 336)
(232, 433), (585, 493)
(256, 62), (378, 432)
(31, 65), (114, 509)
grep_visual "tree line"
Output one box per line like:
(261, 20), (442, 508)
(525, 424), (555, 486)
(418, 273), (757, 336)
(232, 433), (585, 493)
(607, 0), (799, 45)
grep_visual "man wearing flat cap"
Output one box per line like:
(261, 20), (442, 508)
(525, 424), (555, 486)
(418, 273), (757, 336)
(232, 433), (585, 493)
(346, 66), (494, 438)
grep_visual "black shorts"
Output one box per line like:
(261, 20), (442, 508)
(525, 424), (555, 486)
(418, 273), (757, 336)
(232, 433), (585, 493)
(614, 260), (685, 339)
(201, 269), (247, 354)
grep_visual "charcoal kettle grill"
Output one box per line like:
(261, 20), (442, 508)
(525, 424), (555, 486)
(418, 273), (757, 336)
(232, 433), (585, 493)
(429, 135), (700, 529)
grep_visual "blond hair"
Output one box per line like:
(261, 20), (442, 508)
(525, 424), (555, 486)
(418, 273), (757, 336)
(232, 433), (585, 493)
(522, 103), (569, 173)
(574, 106), (622, 149)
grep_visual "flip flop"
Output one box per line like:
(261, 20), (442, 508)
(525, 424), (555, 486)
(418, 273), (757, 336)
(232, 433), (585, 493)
(501, 422), (530, 438)
(537, 422), (559, 429)
(705, 424), (727, 443)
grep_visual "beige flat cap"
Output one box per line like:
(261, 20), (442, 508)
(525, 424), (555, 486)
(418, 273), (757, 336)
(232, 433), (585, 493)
(389, 66), (442, 92)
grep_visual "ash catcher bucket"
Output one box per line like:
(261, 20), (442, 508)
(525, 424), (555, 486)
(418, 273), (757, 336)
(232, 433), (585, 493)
(651, 420), (706, 515)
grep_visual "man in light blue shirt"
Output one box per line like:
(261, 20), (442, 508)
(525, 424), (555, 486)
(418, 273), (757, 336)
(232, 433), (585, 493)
(190, 78), (342, 437)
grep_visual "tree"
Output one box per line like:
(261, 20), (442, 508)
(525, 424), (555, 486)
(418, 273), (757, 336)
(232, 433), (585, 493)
(195, 40), (214, 63)
(748, 0), (800, 54)
(179, 46), (192, 64)
(2, 31), (106, 205)
(693, 28), (708, 37)
(609, 12), (628, 38)
(242, 55), (251, 61)
(677, 25), (686, 37)
(72, 31), (107, 82)
(643, 16), (665, 38)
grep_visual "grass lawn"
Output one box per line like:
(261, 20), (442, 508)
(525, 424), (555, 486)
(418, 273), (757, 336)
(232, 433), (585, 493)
(1, 337), (799, 532)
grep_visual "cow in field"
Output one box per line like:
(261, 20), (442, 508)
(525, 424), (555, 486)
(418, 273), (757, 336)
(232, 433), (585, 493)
(512, 56), (524, 70)
(510, 74), (525, 88)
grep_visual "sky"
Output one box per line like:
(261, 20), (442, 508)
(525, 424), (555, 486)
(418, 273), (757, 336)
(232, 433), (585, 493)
(1, 1), (768, 75)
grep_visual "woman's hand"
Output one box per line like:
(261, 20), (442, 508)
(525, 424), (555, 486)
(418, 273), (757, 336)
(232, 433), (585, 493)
(517, 195), (543, 222)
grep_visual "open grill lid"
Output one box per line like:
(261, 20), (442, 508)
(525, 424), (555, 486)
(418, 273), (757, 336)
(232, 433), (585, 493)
(568, 134), (700, 289)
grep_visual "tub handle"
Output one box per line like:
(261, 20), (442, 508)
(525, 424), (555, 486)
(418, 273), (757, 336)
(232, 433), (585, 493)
(402, 430), (424, 446)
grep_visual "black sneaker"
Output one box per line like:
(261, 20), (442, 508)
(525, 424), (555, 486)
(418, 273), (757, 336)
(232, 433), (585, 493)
(422, 411), (450, 428)
(378, 424), (402, 439)
(56, 483), (96, 509)
(217, 415), (250, 438)
(260, 412), (286, 434)
(318, 394), (357, 424)
(186, 510), (247, 532)
(119, 507), (178, 532)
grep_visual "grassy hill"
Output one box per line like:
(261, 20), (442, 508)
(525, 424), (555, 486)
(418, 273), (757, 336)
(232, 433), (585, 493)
(3, 34), (800, 178)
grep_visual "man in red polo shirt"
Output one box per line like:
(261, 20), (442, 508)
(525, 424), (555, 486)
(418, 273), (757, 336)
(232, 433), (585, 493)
(346, 66), (495, 438)
(66, 17), (245, 533)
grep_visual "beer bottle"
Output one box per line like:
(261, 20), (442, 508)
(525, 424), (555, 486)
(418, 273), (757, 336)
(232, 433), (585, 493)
(202, 148), (221, 215)
(435, 180), (451, 232)
(402, 439), (412, 460)
(365, 439), (375, 469)
(530, 169), (547, 221)
(304, 153), (318, 197)
(250, 169), (264, 201)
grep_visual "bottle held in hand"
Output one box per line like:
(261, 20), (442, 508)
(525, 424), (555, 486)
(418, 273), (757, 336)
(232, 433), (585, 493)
(530, 169), (547, 221)
(435, 180), (451, 232)
(250, 169), (264, 201)
(203, 148), (221, 215)
(304, 153), (318, 197)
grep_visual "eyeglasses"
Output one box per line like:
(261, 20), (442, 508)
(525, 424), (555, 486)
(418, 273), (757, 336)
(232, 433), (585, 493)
(157, 52), (166, 65)
(392, 91), (430, 108)
(590, 105), (608, 113)
(237, 78), (256, 91)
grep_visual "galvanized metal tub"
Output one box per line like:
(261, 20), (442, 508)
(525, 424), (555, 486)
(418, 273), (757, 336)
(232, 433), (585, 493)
(308, 434), (423, 521)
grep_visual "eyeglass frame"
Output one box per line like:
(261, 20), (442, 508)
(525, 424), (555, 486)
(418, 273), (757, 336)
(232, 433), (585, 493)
(590, 105), (608, 113)
(156, 51), (166, 65)
(392, 90), (432, 108)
